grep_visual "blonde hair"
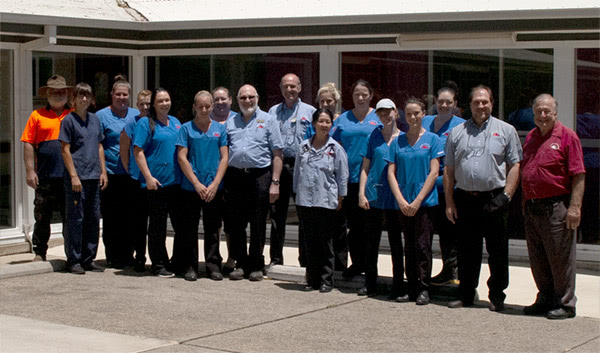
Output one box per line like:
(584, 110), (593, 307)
(317, 82), (341, 112)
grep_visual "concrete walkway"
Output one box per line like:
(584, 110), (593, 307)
(0, 230), (599, 353)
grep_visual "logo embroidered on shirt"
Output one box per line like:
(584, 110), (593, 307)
(420, 143), (430, 149)
(257, 119), (265, 123)
(213, 132), (220, 137)
(176, 125), (181, 129)
(492, 131), (501, 137)
(443, 132), (450, 136)
(369, 121), (377, 125)
(550, 143), (560, 150)
(257, 125), (265, 129)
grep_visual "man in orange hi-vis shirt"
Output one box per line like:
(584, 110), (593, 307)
(21, 75), (72, 262)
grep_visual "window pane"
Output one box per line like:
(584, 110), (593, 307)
(149, 53), (320, 124)
(0, 49), (14, 228)
(576, 48), (600, 244)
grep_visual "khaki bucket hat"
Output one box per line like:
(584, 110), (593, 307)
(38, 75), (72, 96)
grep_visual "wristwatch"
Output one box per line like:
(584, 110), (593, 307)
(503, 191), (511, 202)
(271, 179), (280, 185)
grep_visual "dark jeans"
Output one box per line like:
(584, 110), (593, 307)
(269, 158), (295, 265)
(364, 208), (404, 292)
(454, 188), (509, 303)
(145, 185), (184, 271)
(298, 206), (336, 288)
(225, 167), (271, 273)
(525, 195), (577, 310)
(343, 183), (367, 271)
(399, 207), (434, 296)
(64, 179), (100, 266)
(101, 174), (136, 265)
(175, 189), (224, 274)
(433, 193), (458, 274)
(32, 177), (65, 256)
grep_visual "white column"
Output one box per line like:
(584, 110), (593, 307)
(319, 49), (339, 88)
(131, 53), (145, 98)
(553, 47), (576, 130)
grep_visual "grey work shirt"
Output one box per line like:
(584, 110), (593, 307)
(293, 137), (349, 210)
(268, 99), (316, 159)
(445, 116), (522, 191)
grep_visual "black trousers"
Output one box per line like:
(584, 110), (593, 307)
(175, 189), (224, 274)
(454, 188), (509, 303)
(332, 209), (348, 271)
(364, 208), (404, 292)
(225, 167), (271, 273)
(433, 193), (458, 274)
(32, 177), (65, 256)
(525, 195), (576, 310)
(130, 178), (149, 264)
(399, 207), (434, 296)
(269, 158), (294, 265)
(145, 185), (184, 271)
(343, 183), (367, 271)
(298, 206), (336, 288)
(101, 174), (136, 265)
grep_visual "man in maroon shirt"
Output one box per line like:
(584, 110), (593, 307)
(521, 94), (585, 320)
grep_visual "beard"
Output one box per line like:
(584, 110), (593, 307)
(240, 103), (258, 117)
(48, 95), (68, 109)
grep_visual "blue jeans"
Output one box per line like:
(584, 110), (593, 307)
(64, 179), (100, 266)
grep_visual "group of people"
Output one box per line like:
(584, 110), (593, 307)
(22, 73), (585, 320)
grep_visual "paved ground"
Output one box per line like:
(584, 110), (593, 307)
(0, 232), (599, 353)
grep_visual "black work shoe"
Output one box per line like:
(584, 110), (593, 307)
(416, 291), (430, 305)
(222, 265), (235, 277)
(33, 254), (46, 262)
(523, 302), (551, 316)
(393, 294), (410, 303)
(83, 262), (105, 272)
(546, 307), (576, 320)
(489, 300), (505, 312)
(210, 272), (224, 281)
(154, 267), (175, 278)
(249, 271), (264, 282)
(229, 268), (244, 281)
(184, 268), (198, 281)
(69, 264), (85, 275)
(431, 269), (459, 286)
(357, 286), (377, 297)
(319, 284), (333, 293)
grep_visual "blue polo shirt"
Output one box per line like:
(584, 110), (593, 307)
(97, 106), (139, 175)
(331, 109), (382, 184)
(360, 127), (398, 210)
(59, 112), (104, 180)
(176, 120), (228, 192)
(226, 108), (283, 169)
(133, 115), (182, 188)
(422, 115), (465, 193)
(268, 99), (316, 158)
(385, 132), (444, 207)
(122, 114), (144, 180)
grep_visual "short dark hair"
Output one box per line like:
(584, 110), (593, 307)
(312, 108), (334, 126)
(469, 85), (494, 104)
(351, 79), (374, 97)
(404, 97), (426, 112)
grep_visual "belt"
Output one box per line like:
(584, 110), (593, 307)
(457, 188), (503, 199)
(526, 194), (569, 206)
(230, 166), (270, 175)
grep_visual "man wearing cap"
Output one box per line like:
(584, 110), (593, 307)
(521, 94), (585, 320)
(21, 75), (72, 261)
(444, 85), (522, 312)
(267, 73), (316, 268)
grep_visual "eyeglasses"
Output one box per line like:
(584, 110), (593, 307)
(239, 95), (257, 101)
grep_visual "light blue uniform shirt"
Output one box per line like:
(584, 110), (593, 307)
(176, 120), (228, 192)
(360, 127), (398, 210)
(331, 109), (382, 184)
(385, 132), (444, 207)
(226, 109), (283, 169)
(422, 115), (465, 193)
(268, 99), (316, 158)
(133, 115), (182, 188)
(293, 137), (349, 210)
(97, 106), (139, 175)
(123, 114), (144, 180)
